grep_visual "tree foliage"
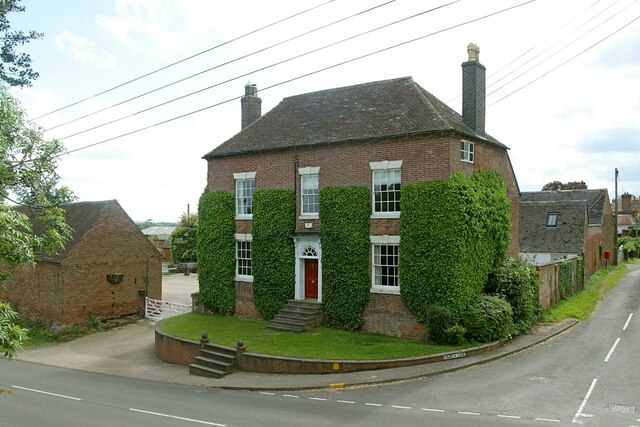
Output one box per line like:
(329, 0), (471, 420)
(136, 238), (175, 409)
(171, 212), (197, 263)
(541, 180), (587, 191)
(0, 0), (43, 87)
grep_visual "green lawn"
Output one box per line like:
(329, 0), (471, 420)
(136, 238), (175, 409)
(159, 313), (472, 360)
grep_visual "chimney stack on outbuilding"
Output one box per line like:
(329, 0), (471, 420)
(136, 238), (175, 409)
(461, 43), (486, 133)
(241, 82), (261, 129)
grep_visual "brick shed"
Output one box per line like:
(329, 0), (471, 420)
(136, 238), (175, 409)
(0, 200), (163, 326)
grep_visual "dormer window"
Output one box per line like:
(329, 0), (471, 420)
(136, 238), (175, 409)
(461, 140), (474, 163)
(546, 213), (559, 227)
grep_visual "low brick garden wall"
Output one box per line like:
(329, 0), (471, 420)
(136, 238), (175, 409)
(154, 322), (501, 374)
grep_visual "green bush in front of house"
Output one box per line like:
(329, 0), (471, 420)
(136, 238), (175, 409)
(400, 170), (511, 325)
(485, 256), (541, 335)
(320, 186), (371, 330)
(252, 190), (296, 320)
(460, 295), (514, 343)
(197, 190), (236, 314)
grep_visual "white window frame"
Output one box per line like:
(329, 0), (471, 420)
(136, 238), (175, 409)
(461, 140), (475, 163)
(235, 233), (253, 282)
(370, 160), (402, 219)
(299, 166), (320, 219)
(234, 171), (256, 219)
(370, 235), (400, 294)
(546, 213), (559, 227)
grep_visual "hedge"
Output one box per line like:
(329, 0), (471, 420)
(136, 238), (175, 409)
(197, 190), (236, 314)
(320, 186), (371, 329)
(252, 190), (296, 320)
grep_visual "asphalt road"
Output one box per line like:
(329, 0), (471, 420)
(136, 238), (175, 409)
(1, 265), (639, 426)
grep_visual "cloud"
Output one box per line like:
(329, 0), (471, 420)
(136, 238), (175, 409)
(53, 30), (118, 70)
(578, 126), (640, 153)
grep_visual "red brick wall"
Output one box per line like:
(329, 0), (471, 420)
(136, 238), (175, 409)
(583, 193), (616, 279)
(0, 261), (63, 323)
(1, 202), (163, 326)
(362, 293), (427, 339)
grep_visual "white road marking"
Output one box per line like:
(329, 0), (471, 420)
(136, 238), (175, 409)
(308, 397), (327, 401)
(421, 408), (445, 413)
(365, 402), (382, 406)
(392, 405), (411, 409)
(458, 411), (480, 415)
(11, 385), (82, 401)
(623, 313), (634, 330)
(336, 400), (355, 404)
(129, 408), (225, 426)
(498, 414), (522, 419)
(259, 392), (275, 396)
(535, 418), (560, 422)
(604, 338), (621, 362)
(573, 378), (598, 424)
(282, 394), (299, 398)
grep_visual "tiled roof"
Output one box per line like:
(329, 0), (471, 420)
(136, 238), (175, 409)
(520, 189), (608, 226)
(519, 199), (586, 254)
(15, 200), (117, 262)
(204, 77), (505, 158)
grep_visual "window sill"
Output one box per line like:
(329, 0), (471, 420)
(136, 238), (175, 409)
(235, 215), (253, 220)
(461, 159), (474, 164)
(370, 286), (400, 295)
(371, 212), (400, 219)
(299, 214), (319, 220)
(235, 275), (254, 282)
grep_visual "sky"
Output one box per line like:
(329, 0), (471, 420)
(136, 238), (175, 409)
(8, 0), (640, 222)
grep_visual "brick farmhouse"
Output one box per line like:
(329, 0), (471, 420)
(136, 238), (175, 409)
(0, 200), (163, 326)
(203, 44), (521, 338)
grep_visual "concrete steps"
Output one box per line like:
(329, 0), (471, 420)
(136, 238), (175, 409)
(267, 300), (324, 332)
(189, 343), (236, 378)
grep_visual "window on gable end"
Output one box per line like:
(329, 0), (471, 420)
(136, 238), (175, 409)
(461, 140), (475, 163)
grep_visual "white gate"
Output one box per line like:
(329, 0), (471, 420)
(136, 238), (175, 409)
(145, 297), (191, 320)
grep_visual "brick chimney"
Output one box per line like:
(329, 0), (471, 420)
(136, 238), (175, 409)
(621, 193), (632, 211)
(241, 82), (261, 129)
(461, 43), (486, 133)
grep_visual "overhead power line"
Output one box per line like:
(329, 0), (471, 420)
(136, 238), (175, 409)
(56, 0), (461, 141)
(46, 0), (397, 132)
(33, 0), (335, 120)
(62, 0), (537, 155)
(490, 13), (640, 106)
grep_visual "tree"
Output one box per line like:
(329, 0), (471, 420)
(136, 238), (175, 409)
(0, 0), (43, 87)
(1, 85), (74, 358)
(171, 212), (197, 264)
(541, 180), (587, 191)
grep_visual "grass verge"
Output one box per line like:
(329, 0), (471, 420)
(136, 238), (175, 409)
(159, 313), (473, 360)
(541, 261), (632, 323)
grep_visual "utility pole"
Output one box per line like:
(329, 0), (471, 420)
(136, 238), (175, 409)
(614, 168), (619, 265)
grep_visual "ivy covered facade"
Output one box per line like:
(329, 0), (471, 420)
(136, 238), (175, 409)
(201, 45), (521, 338)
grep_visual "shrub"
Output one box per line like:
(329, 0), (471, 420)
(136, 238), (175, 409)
(425, 305), (454, 344)
(444, 325), (467, 345)
(485, 257), (541, 335)
(197, 190), (236, 314)
(461, 295), (514, 343)
(320, 186), (370, 330)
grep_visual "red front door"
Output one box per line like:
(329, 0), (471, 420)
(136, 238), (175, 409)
(304, 259), (318, 300)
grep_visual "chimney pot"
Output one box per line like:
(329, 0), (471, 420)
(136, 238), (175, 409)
(467, 43), (480, 62)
